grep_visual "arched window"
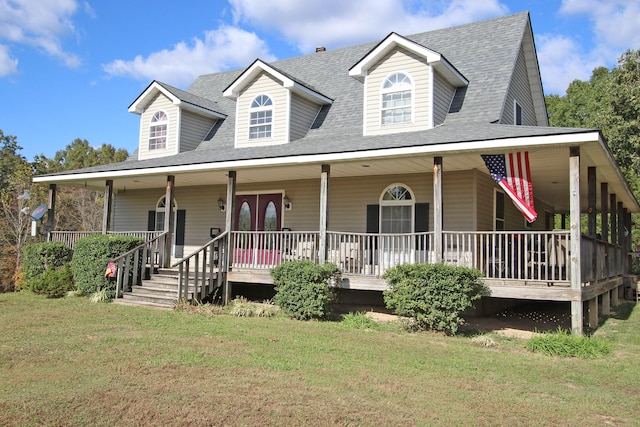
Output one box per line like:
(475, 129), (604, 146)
(381, 72), (413, 125)
(249, 95), (273, 139)
(155, 196), (177, 231)
(380, 184), (414, 233)
(149, 111), (167, 150)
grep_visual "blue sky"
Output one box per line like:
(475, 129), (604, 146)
(1, 0), (639, 161)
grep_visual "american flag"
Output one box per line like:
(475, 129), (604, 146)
(482, 152), (537, 223)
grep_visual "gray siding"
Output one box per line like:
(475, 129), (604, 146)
(290, 94), (321, 141)
(180, 111), (216, 153)
(138, 93), (178, 160)
(502, 47), (537, 126)
(433, 71), (456, 126)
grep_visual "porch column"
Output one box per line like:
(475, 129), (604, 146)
(433, 157), (443, 263)
(588, 297), (599, 328)
(587, 167), (598, 282)
(46, 184), (56, 242)
(569, 147), (583, 335)
(163, 175), (175, 268)
(610, 193), (617, 273)
(102, 180), (113, 234)
(611, 287), (619, 307)
(624, 208), (631, 273)
(224, 171), (237, 305)
(618, 202), (624, 274)
(318, 164), (330, 264)
(602, 289), (611, 316)
(601, 183), (609, 278)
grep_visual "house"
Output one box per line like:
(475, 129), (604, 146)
(33, 11), (639, 335)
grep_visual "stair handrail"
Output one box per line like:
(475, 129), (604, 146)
(171, 231), (229, 302)
(112, 231), (170, 299)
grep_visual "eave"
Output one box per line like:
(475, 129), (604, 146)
(128, 81), (227, 119)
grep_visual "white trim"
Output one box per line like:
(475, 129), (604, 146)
(379, 183), (415, 234)
(129, 81), (225, 119)
(35, 131), (604, 183)
(380, 71), (414, 126)
(285, 90), (291, 143)
(514, 100), (522, 125)
(175, 108), (182, 155)
(362, 71), (369, 136)
(428, 67), (434, 129)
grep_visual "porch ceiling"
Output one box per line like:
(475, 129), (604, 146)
(39, 137), (639, 214)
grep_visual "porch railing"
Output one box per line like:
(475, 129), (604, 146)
(113, 231), (170, 298)
(172, 232), (228, 302)
(231, 231), (319, 269)
(51, 230), (163, 249)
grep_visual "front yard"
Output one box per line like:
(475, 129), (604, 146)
(1, 292), (639, 426)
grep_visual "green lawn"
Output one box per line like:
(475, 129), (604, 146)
(1, 292), (639, 426)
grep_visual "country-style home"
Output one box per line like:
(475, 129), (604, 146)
(34, 11), (639, 334)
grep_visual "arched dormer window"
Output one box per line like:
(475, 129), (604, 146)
(149, 111), (167, 150)
(381, 72), (413, 125)
(249, 94), (273, 139)
(380, 184), (414, 233)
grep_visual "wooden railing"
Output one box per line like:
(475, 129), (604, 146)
(51, 231), (163, 249)
(113, 232), (169, 298)
(172, 232), (228, 302)
(581, 235), (625, 283)
(231, 231), (319, 269)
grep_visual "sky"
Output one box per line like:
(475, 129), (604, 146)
(1, 0), (639, 161)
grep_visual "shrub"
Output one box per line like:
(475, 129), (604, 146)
(382, 263), (489, 335)
(341, 311), (380, 330)
(21, 241), (73, 295)
(270, 260), (341, 320)
(229, 297), (277, 317)
(72, 234), (144, 299)
(526, 329), (612, 358)
(31, 264), (74, 298)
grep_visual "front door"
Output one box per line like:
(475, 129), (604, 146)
(234, 193), (282, 265)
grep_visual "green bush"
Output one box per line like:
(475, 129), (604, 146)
(30, 264), (74, 298)
(341, 311), (380, 330)
(270, 260), (341, 320)
(382, 263), (489, 335)
(21, 241), (73, 295)
(526, 329), (613, 358)
(72, 234), (144, 299)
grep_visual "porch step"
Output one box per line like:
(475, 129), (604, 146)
(114, 267), (211, 309)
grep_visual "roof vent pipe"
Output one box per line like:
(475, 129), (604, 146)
(316, 46), (326, 53)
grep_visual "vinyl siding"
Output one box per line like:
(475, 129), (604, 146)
(180, 110), (216, 153)
(365, 47), (432, 135)
(290, 94), (321, 141)
(236, 72), (288, 147)
(138, 93), (178, 160)
(433, 71), (456, 126)
(502, 47), (537, 126)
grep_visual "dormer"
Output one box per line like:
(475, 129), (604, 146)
(349, 33), (468, 136)
(129, 81), (226, 160)
(223, 59), (332, 148)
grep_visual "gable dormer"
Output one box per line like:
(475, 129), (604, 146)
(223, 59), (332, 148)
(129, 81), (226, 160)
(349, 33), (468, 136)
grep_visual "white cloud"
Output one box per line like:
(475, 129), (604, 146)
(229, 0), (508, 53)
(0, 0), (81, 70)
(102, 26), (277, 87)
(0, 44), (18, 76)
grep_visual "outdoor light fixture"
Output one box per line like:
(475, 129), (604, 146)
(217, 197), (226, 211)
(283, 195), (292, 210)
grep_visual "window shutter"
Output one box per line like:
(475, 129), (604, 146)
(174, 210), (186, 258)
(366, 204), (379, 233)
(147, 211), (155, 231)
(415, 203), (429, 250)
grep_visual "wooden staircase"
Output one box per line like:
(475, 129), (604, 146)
(113, 268), (212, 309)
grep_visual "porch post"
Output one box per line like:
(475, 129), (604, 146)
(433, 157), (443, 263)
(624, 208), (631, 273)
(587, 167), (598, 282)
(46, 184), (56, 242)
(163, 175), (175, 268)
(102, 179), (113, 234)
(319, 164), (330, 264)
(618, 202), (624, 274)
(224, 171), (237, 305)
(601, 183), (609, 279)
(610, 193), (618, 273)
(569, 147), (583, 335)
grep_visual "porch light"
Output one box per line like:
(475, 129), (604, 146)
(284, 195), (292, 210)
(217, 197), (226, 212)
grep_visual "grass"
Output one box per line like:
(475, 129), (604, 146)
(1, 292), (640, 426)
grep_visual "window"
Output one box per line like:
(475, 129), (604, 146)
(495, 190), (505, 231)
(249, 95), (273, 139)
(514, 101), (522, 125)
(380, 184), (414, 233)
(381, 72), (413, 125)
(155, 196), (177, 231)
(149, 111), (167, 150)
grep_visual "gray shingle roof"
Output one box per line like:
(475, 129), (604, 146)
(41, 11), (579, 178)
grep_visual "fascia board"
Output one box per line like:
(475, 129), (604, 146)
(128, 81), (180, 114)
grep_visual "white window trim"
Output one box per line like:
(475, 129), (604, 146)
(149, 110), (168, 151)
(514, 100), (522, 125)
(249, 94), (274, 141)
(379, 183), (415, 233)
(380, 71), (414, 127)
